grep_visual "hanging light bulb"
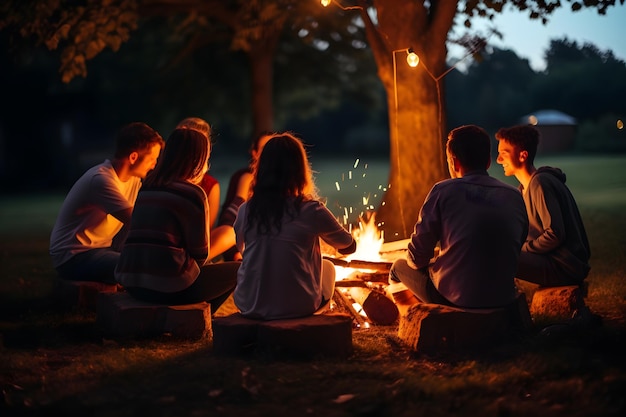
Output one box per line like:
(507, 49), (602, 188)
(406, 49), (420, 67)
(321, 0), (331, 7)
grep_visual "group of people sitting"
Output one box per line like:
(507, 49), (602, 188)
(49, 118), (355, 319)
(49, 119), (590, 322)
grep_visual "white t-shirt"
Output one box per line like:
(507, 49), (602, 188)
(49, 160), (141, 267)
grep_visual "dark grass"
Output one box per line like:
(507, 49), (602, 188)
(1, 155), (626, 416)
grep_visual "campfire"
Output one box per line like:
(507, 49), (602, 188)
(323, 212), (410, 328)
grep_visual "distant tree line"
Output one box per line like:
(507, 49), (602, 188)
(1, 34), (624, 192)
(446, 38), (626, 153)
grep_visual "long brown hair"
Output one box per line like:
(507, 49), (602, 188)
(246, 132), (318, 235)
(143, 128), (209, 188)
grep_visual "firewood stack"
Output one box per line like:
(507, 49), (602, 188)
(325, 255), (401, 327)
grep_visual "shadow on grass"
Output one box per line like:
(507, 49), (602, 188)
(3, 317), (624, 417)
(1, 313), (101, 350)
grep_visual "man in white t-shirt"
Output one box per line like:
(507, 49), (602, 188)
(50, 122), (164, 284)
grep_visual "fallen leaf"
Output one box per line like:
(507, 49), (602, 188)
(332, 394), (356, 403)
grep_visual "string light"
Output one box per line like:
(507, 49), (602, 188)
(406, 49), (419, 67)
(391, 45), (482, 235)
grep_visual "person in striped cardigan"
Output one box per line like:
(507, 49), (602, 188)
(115, 128), (239, 313)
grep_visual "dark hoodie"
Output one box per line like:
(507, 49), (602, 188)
(520, 166), (591, 281)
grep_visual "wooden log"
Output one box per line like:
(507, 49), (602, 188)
(530, 285), (586, 324)
(379, 238), (410, 254)
(212, 313), (353, 359)
(324, 256), (392, 272)
(348, 287), (399, 326)
(334, 289), (369, 329)
(335, 270), (389, 283)
(351, 271), (389, 283)
(334, 279), (369, 288)
(398, 293), (531, 354)
(258, 314), (353, 359)
(97, 293), (211, 340)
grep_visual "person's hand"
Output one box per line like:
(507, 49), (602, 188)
(338, 239), (357, 255)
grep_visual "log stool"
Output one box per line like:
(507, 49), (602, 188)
(398, 293), (531, 355)
(530, 285), (587, 324)
(96, 292), (211, 340)
(212, 313), (353, 359)
(52, 278), (118, 311)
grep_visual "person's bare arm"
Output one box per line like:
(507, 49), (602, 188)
(236, 172), (254, 200)
(208, 183), (221, 228)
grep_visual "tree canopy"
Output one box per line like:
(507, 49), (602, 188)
(2, 0), (625, 238)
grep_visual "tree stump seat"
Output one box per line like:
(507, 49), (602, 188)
(52, 278), (118, 311)
(212, 312), (353, 359)
(96, 292), (211, 340)
(529, 285), (588, 324)
(397, 293), (532, 355)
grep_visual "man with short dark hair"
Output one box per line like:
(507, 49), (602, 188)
(389, 124), (528, 308)
(495, 124), (590, 287)
(50, 122), (165, 284)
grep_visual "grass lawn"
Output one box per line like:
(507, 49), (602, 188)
(1, 154), (625, 416)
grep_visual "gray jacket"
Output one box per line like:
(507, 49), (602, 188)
(521, 166), (591, 281)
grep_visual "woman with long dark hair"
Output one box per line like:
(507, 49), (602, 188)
(115, 128), (238, 313)
(233, 132), (356, 319)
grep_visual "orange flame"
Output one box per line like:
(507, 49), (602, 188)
(346, 213), (384, 262)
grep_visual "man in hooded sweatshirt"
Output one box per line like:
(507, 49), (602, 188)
(495, 125), (590, 287)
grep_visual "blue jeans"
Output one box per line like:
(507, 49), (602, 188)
(125, 261), (240, 313)
(55, 248), (119, 284)
(516, 251), (584, 287)
(388, 258), (452, 306)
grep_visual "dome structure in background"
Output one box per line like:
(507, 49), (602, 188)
(519, 109), (578, 154)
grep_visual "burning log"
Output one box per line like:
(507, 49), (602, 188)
(334, 280), (369, 288)
(348, 271), (389, 283)
(348, 287), (399, 326)
(324, 256), (392, 272)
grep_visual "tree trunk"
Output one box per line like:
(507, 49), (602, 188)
(364, 0), (456, 241)
(378, 65), (447, 240)
(249, 48), (275, 136)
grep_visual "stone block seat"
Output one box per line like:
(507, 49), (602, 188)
(397, 293), (532, 355)
(51, 278), (118, 311)
(212, 312), (353, 359)
(529, 285), (588, 324)
(96, 292), (211, 340)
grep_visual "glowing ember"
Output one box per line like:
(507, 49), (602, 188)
(324, 159), (398, 326)
(332, 158), (387, 230)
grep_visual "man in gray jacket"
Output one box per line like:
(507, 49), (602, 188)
(495, 125), (590, 287)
